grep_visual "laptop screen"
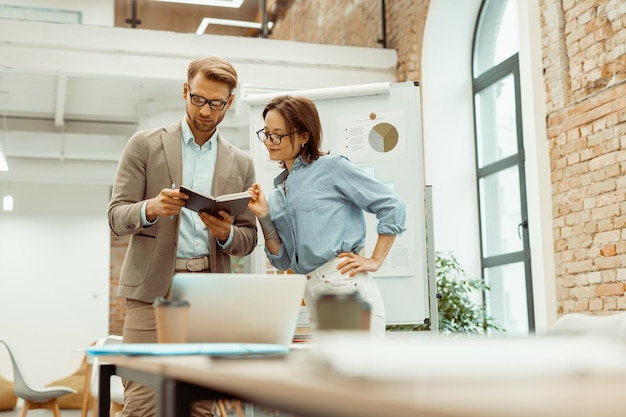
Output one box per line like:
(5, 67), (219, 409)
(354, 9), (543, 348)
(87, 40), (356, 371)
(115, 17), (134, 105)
(169, 273), (307, 346)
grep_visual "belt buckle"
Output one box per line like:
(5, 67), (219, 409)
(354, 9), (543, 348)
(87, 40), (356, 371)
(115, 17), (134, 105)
(186, 256), (205, 272)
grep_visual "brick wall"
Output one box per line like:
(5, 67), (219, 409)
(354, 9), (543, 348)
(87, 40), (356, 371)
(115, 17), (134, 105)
(542, 0), (626, 314)
(384, 0), (429, 82)
(109, 232), (128, 335)
(270, 0), (429, 82)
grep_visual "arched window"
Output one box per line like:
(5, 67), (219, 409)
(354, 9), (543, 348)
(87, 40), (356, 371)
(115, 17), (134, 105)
(473, 0), (534, 334)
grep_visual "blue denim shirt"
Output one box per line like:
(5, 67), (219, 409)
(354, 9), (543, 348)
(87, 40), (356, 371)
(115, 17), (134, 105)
(265, 154), (407, 274)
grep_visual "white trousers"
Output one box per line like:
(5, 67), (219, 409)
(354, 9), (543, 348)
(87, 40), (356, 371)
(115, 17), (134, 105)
(304, 257), (386, 337)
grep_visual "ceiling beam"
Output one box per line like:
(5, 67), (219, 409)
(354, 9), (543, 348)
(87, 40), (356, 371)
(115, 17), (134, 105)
(0, 19), (397, 81)
(0, 18), (397, 185)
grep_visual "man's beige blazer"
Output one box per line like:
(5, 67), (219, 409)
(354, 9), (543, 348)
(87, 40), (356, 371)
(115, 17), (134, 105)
(108, 120), (258, 303)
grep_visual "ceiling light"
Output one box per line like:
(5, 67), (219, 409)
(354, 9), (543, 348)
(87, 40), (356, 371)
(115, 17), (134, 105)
(154, 0), (244, 7)
(0, 151), (7, 172)
(196, 18), (273, 34)
(3, 195), (13, 211)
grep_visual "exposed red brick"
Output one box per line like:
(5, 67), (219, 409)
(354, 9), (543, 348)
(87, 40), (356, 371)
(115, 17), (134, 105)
(601, 243), (617, 257)
(595, 283), (626, 297)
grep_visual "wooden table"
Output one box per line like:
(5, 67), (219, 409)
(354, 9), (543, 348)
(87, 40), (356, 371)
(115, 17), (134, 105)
(97, 340), (626, 417)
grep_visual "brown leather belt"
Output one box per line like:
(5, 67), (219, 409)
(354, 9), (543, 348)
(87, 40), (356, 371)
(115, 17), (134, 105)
(175, 256), (210, 272)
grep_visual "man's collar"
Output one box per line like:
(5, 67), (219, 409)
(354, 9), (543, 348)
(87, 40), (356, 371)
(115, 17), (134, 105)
(181, 117), (218, 147)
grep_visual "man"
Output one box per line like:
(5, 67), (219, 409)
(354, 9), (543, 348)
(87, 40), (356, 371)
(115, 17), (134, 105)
(108, 56), (257, 416)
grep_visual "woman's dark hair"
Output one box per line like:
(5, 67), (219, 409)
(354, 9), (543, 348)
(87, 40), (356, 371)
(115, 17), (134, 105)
(262, 95), (325, 165)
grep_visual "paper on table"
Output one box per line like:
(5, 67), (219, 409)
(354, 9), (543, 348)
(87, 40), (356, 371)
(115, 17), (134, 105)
(314, 333), (626, 381)
(87, 343), (289, 357)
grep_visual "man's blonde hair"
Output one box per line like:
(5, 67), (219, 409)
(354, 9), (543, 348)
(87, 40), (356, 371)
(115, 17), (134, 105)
(187, 56), (238, 92)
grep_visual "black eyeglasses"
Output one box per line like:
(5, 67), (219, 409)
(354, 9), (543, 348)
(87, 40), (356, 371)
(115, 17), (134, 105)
(256, 129), (299, 145)
(256, 129), (298, 145)
(188, 92), (230, 111)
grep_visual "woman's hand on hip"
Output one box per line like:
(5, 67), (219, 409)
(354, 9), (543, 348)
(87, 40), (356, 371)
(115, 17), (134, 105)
(337, 252), (383, 277)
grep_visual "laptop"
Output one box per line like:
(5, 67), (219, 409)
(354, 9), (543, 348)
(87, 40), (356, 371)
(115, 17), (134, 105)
(168, 273), (307, 346)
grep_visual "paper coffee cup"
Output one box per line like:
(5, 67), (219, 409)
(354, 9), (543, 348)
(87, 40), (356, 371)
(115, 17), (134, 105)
(153, 298), (191, 343)
(314, 292), (371, 331)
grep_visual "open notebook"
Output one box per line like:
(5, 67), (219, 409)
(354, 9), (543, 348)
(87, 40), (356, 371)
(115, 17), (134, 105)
(169, 272), (307, 346)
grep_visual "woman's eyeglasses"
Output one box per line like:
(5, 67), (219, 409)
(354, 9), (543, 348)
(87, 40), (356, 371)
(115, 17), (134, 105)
(256, 129), (299, 145)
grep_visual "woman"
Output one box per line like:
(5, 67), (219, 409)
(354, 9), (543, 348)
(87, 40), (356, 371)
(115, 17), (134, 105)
(248, 95), (406, 336)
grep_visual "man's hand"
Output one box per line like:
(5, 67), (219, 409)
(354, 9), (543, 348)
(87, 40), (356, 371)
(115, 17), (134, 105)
(145, 187), (187, 222)
(199, 210), (233, 242)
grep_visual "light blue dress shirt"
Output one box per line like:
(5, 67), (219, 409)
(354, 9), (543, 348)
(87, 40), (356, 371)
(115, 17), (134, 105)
(176, 118), (217, 258)
(265, 154), (407, 274)
(141, 118), (233, 257)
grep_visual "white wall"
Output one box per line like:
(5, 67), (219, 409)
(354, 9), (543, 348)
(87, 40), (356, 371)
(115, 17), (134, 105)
(422, 0), (557, 332)
(422, 0), (483, 278)
(516, 0), (557, 332)
(0, 183), (110, 386)
(0, 0), (129, 389)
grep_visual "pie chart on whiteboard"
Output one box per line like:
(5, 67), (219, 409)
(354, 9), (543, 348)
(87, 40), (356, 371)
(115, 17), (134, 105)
(368, 122), (399, 152)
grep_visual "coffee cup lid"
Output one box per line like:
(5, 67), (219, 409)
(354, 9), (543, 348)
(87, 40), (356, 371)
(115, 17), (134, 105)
(153, 297), (190, 307)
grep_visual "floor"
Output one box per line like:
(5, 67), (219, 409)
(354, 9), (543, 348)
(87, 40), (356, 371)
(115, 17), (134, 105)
(0, 410), (81, 417)
(0, 404), (294, 417)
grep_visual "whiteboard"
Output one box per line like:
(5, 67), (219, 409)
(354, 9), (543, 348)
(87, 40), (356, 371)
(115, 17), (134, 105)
(245, 82), (429, 325)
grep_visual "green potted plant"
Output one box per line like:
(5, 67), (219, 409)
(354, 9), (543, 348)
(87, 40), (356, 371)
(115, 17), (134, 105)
(387, 251), (503, 334)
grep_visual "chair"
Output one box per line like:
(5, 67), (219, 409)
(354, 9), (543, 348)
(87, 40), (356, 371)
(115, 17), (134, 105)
(81, 335), (124, 417)
(549, 311), (626, 342)
(0, 371), (17, 411)
(0, 340), (76, 417)
(216, 399), (244, 417)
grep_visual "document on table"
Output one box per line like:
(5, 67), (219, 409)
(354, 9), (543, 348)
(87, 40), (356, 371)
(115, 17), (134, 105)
(313, 333), (626, 381)
(87, 343), (289, 358)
